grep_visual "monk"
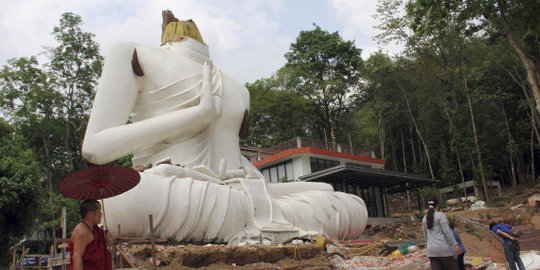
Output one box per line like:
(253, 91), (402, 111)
(67, 200), (112, 270)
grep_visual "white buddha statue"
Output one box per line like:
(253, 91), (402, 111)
(82, 11), (367, 243)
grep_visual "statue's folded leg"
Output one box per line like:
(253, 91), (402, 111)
(103, 166), (252, 243)
(275, 190), (368, 240)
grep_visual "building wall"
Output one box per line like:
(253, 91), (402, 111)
(260, 153), (382, 182)
(292, 155), (312, 180)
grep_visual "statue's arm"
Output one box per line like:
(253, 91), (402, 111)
(82, 42), (218, 165)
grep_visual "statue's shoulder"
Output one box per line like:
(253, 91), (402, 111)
(220, 71), (249, 99)
(220, 71), (247, 90)
(105, 42), (160, 56)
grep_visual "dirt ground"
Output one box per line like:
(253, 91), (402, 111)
(122, 185), (539, 269)
(125, 243), (329, 269)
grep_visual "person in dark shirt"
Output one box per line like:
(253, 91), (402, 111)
(449, 223), (466, 270)
(489, 223), (525, 270)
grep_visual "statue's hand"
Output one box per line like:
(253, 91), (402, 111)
(201, 61), (222, 118)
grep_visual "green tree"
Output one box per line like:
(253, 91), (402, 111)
(281, 26), (364, 143)
(479, 0), (540, 115)
(48, 12), (104, 171)
(0, 56), (66, 237)
(243, 77), (314, 147)
(372, 0), (539, 195)
(0, 12), (104, 245)
(0, 119), (43, 267)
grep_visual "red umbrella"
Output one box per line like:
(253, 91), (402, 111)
(58, 165), (140, 200)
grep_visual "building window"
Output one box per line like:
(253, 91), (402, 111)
(310, 157), (339, 173)
(261, 160), (294, 182)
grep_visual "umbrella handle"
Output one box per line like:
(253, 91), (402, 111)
(101, 199), (108, 231)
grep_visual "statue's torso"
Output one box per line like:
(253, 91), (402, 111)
(129, 42), (249, 172)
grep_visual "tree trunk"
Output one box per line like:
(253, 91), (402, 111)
(61, 108), (74, 171)
(442, 106), (468, 207)
(531, 119), (536, 184)
(502, 105), (518, 187)
(462, 66), (491, 205)
(500, 63), (540, 131)
(409, 123), (417, 167)
(497, 0), (540, 115)
(419, 130), (425, 172)
(402, 89), (435, 179)
(379, 110), (386, 162)
(517, 154), (526, 184)
(468, 152), (477, 172)
(42, 136), (56, 243)
(456, 154), (468, 208)
(401, 131), (412, 212)
(440, 139), (448, 173)
(401, 130), (408, 173)
(390, 133), (398, 171)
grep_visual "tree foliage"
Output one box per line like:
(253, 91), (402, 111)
(368, 0), (539, 194)
(0, 119), (42, 266)
(246, 6), (538, 194)
(281, 26), (364, 141)
(0, 13), (103, 264)
(243, 77), (314, 147)
(48, 12), (104, 171)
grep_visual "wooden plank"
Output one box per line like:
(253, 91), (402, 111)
(114, 237), (167, 244)
(116, 246), (135, 268)
(12, 248), (16, 269)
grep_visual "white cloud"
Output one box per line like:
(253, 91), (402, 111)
(329, 0), (404, 59)
(1, 0), (395, 83)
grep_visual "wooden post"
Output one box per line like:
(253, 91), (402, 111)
(149, 214), (157, 270)
(12, 247), (29, 270)
(61, 207), (66, 270)
(49, 245), (54, 270)
(12, 248), (16, 269)
(118, 224), (123, 269)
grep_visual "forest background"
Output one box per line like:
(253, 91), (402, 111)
(0, 0), (539, 267)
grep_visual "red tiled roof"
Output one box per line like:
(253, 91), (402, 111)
(253, 147), (385, 167)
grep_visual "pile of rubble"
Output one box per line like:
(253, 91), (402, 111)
(326, 242), (504, 270)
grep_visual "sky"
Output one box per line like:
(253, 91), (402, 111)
(0, 0), (402, 84)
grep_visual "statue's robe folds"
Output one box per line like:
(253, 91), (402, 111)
(104, 165), (369, 243)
